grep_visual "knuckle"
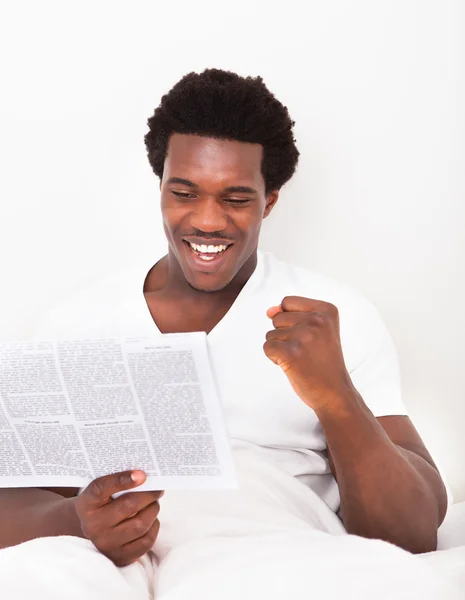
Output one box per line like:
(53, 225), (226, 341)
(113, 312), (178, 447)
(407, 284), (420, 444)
(87, 478), (105, 499)
(301, 327), (315, 342)
(325, 302), (338, 316)
(309, 311), (327, 327)
(119, 495), (139, 517)
(118, 472), (132, 489)
(131, 516), (149, 537)
(288, 338), (303, 354)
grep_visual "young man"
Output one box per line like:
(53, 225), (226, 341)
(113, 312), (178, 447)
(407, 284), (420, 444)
(0, 69), (461, 598)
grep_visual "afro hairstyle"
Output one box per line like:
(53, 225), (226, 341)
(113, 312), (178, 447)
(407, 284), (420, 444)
(144, 68), (299, 194)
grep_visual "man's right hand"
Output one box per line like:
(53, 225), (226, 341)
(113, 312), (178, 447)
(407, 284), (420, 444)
(74, 470), (163, 567)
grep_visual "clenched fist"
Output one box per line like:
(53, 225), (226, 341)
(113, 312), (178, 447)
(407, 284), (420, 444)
(264, 296), (355, 412)
(74, 470), (163, 567)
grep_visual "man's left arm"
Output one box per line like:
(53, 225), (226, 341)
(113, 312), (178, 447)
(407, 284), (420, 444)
(321, 401), (447, 554)
(264, 296), (448, 555)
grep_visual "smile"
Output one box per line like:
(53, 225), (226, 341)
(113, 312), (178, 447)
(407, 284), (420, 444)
(182, 240), (233, 270)
(186, 241), (229, 260)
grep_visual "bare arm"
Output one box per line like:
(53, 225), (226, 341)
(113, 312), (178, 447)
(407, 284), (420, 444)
(321, 394), (447, 554)
(263, 295), (446, 554)
(0, 487), (83, 549)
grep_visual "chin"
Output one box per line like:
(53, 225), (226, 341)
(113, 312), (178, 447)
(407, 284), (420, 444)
(186, 278), (229, 294)
(183, 268), (234, 293)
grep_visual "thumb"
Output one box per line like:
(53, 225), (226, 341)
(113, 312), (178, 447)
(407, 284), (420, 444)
(266, 305), (283, 319)
(84, 470), (146, 507)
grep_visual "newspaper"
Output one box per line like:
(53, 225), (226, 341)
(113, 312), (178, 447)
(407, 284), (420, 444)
(0, 333), (237, 491)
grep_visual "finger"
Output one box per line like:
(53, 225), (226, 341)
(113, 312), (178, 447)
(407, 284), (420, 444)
(263, 338), (291, 368)
(112, 520), (161, 567)
(265, 326), (295, 342)
(83, 470), (147, 508)
(108, 501), (161, 547)
(104, 490), (164, 526)
(271, 311), (308, 329)
(266, 305), (283, 319)
(281, 296), (328, 313)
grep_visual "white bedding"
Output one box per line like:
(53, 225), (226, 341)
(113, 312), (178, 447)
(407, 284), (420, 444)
(1, 448), (464, 599)
(153, 448), (465, 598)
(439, 500), (465, 550)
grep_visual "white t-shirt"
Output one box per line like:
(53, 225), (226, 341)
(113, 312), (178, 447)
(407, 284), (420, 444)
(36, 249), (407, 515)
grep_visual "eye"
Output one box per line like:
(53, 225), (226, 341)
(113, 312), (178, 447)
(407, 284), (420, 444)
(171, 191), (196, 199)
(225, 198), (251, 205)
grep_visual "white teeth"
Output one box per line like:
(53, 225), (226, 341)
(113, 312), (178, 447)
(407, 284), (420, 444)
(189, 242), (228, 254)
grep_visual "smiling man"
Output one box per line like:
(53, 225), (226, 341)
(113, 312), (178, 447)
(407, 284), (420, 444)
(0, 69), (460, 598)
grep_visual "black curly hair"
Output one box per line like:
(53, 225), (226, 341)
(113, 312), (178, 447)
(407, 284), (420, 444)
(144, 68), (299, 194)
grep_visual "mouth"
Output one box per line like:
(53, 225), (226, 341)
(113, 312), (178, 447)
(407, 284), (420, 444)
(181, 239), (234, 272)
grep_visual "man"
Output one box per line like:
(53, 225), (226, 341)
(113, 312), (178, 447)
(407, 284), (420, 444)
(0, 68), (460, 598)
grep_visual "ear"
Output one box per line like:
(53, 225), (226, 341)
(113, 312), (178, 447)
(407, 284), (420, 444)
(263, 191), (279, 218)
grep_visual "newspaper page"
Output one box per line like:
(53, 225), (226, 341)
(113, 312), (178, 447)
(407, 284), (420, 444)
(0, 333), (237, 491)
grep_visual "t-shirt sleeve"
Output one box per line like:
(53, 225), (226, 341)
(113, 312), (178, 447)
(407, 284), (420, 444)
(343, 293), (408, 418)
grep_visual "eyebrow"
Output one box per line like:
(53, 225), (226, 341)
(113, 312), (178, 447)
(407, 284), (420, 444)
(223, 185), (258, 194)
(167, 177), (197, 187)
(166, 178), (258, 195)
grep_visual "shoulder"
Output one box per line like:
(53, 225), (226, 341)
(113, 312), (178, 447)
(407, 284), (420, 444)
(261, 250), (379, 318)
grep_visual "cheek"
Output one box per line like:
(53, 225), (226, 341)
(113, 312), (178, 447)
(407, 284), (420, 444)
(161, 203), (189, 229)
(236, 204), (265, 230)
(241, 212), (264, 238)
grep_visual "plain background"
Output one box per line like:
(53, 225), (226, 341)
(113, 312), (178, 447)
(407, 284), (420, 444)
(0, 1), (463, 501)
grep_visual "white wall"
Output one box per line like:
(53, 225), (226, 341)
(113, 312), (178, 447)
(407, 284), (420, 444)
(0, 1), (463, 500)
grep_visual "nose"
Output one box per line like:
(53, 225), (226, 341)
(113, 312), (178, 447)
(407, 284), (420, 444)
(189, 197), (228, 233)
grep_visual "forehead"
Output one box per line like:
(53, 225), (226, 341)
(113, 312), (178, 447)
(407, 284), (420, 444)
(163, 134), (264, 188)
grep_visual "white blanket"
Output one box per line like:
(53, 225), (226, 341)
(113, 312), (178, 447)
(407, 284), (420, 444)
(1, 448), (464, 599)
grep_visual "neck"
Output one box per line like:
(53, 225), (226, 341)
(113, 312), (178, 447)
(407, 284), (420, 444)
(146, 248), (258, 307)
